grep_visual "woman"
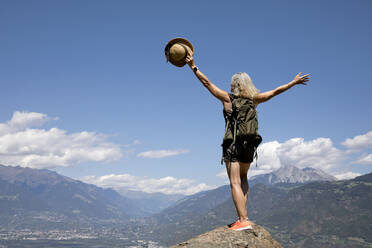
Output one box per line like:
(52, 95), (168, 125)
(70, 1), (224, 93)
(185, 54), (310, 231)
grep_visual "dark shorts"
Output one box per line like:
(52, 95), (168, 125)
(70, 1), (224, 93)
(222, 140), (257, 164)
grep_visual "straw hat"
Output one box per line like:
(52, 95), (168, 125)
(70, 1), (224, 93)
(164, 38), (194, 67)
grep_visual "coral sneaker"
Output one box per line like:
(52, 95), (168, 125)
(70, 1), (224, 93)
(228, 220), (253, 231)
(227, 219), (240, 228)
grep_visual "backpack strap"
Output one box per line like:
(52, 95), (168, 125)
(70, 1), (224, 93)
(232, 119), (237, 145)
(254, 147), (258, 167)
(227, 93), (238, 145)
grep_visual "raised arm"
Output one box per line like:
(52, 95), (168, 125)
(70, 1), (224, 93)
(185, 54), (230, 104)
(253, 72), (310, 105)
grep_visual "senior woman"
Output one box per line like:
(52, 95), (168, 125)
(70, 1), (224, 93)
(185, 54), (310, 231)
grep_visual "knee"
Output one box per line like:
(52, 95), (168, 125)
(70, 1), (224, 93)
(230, 180), (241, 188)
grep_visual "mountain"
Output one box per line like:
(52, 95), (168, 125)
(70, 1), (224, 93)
(117, 189), (184, 216)
(145, 183), (290, 246)
(146, 172), (372, 247)
(0, 164), (139, 229)
(259, 173), (372, 247)
(2, 163), (370, 247)
(153, 184), (231, 224)
(151, 164), (335, 230)
(352, 172), (372, 182)
(131, 185), (232, 245)
(250, 164), (336, 185)
(143, 164), (335, 245)
(151, 164), (329, 226)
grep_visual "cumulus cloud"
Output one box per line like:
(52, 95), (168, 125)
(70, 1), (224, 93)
(353, 154), (372, 165)
(0, 111), (52, 136)
(244, 137), (344, 178)
(137, 149), (189, 158)
(0, 111), (122, 169)
(342, 131), (372, 151)
(334, 172), (361, 180)
(251, 141), (282, 175)
(277, 137), (344, 171)
(80, 174), (215, 195)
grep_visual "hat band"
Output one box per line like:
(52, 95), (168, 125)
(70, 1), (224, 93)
(179, 43), (189, 60)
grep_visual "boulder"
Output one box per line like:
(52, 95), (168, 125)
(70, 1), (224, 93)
(170, 224), (282, 248)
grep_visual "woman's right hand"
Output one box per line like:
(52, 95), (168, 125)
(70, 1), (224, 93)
(185, 54), (195, 68)
(293, 72), (310, 85)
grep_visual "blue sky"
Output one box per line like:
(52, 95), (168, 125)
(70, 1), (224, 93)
(1, 0), (371, 195)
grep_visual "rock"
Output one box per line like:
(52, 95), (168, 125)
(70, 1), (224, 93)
(169, 224), (282, 248)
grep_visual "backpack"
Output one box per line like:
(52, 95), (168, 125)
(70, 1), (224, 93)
(222, 94), (262, 147)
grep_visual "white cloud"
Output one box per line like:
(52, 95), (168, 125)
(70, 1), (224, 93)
(0, 111), (122, 169)
(251, 141), (282, 175)
(80, 174), (215, 195)
(334, 172), (361, 180)
(342, 131), (372, 151)
(277, 137), (344, 171)
(137, 149), (189, 158)
(251, 137), (343, 177)
(0, 111), (51, 136)
(353, 154), (372, 165)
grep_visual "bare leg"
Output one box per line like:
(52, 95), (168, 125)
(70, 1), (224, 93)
(225, 161), (250, 223)
(240, 162), (251, 218)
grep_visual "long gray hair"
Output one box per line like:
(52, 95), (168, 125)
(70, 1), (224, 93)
(231, 72), (259, 99)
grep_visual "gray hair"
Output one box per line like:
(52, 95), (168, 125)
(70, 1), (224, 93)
(231, 72), (259, 99)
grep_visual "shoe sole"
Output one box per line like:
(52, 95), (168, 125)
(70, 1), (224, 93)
(230, 225), (253, 231)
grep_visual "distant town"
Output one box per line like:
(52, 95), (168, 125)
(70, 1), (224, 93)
(0, 227), (164, 248)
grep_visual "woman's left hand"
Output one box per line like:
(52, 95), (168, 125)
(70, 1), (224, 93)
(293, 72), (310, 85)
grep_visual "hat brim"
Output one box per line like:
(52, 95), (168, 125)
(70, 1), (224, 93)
(165, 37), (194, 67)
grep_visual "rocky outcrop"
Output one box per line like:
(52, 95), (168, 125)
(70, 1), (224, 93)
(170, 224), (282, 248)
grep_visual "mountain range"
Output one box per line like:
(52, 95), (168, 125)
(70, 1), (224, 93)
(0, 164), (136, 230)
(0, 164), (182, 230)
(142, 169), (372, 247)
(1, 163), (371, 248)
(117, 189), (184, 216)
